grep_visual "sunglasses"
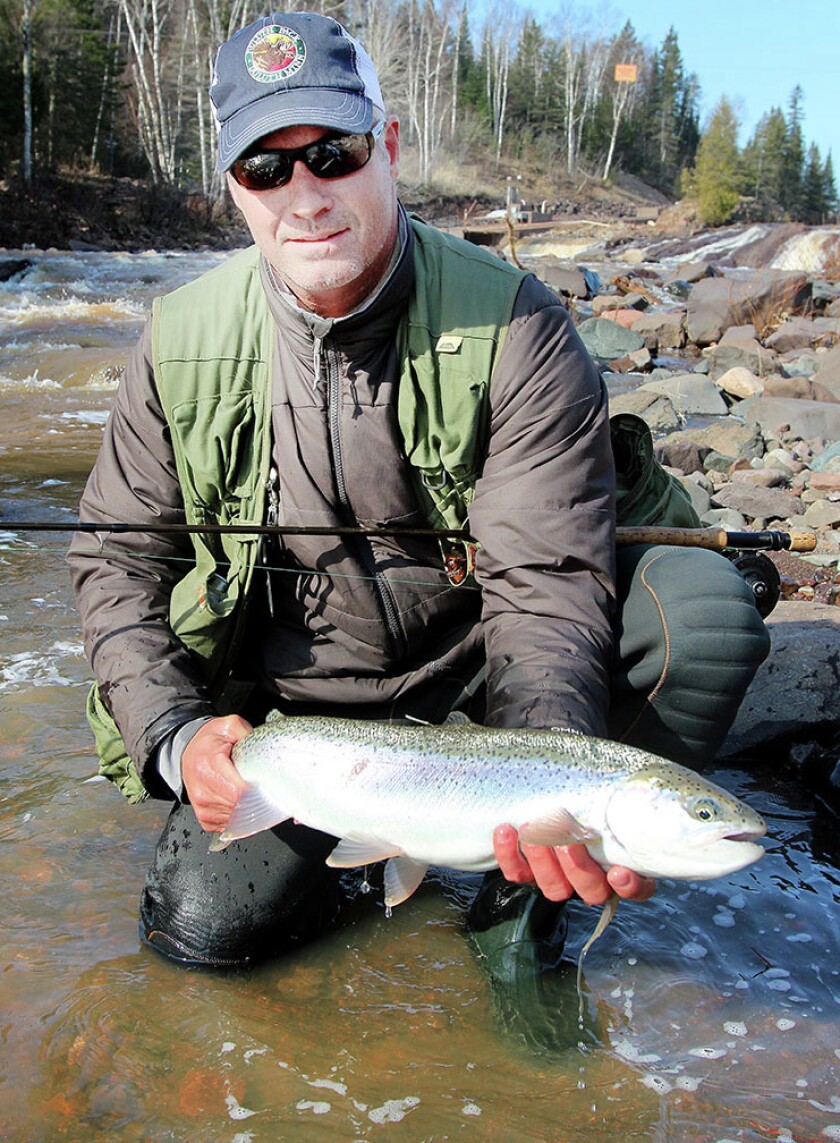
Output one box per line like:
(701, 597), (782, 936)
(230, 121), (386, 191)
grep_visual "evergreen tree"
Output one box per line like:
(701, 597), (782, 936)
(802, 143), (827, 223)
(779, 85), (805, 217)
(641, 27), (700, 193)
(822, 152), (838, 218)
(742, 108), (788, 216)
(692, 95), (742, 226)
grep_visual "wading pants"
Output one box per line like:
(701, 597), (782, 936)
(140, 544), (770, 967)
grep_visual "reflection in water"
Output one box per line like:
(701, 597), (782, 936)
(1, 251), (838, 1142)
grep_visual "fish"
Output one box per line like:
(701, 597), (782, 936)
(211, 711), (766, 909)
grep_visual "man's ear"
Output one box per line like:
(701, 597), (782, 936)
(383, 116), (400, 182)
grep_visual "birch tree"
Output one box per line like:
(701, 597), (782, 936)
(602, 24), (642, 181)
(119, 0), (179, 182)
(21, 0), (32, 183)
(482, 4), (517, 162)
(402, 0), (453, 183)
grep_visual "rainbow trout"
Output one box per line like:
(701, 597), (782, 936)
(211, 712), (766, 908)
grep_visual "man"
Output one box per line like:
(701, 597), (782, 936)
(69, 12), (769, 985)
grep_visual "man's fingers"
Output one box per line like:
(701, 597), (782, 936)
(608, 866), (656, 902)
(519, 843), (575, 902)
(492, 823), (533, 882)
(492, 826), (657, 906)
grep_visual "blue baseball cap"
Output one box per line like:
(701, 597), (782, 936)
(210, 11), (385, 171)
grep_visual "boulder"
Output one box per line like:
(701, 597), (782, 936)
(712, 482), (804, 522)
(704, 338), (780, 380)
(538, 265), (595, 299)
(665, 260), (720, 284)
(761, 376), (822, 401)
(812, 345), (840, 402)
(765, 317), (823, 354)
(720, 324), (758, 344)
(662, 420), (764, 461)
(0, 258), (32, 282)
(716, 366), (765, 400)
(599, 308), (646, 330)
(631, 310), (686, 351)
(721, 601), (840, 758)
(653, 438), (711, 474)
(591, 292), (647, 314)
(637, 373), (729, 417)
(686, 271), (812, 346)
(736, 396), (840, 441)
(577, 316), (645, 360)
(607, 390), (682, 432)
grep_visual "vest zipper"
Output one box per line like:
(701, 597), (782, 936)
(261, 465), (280, 618)
(323, 340), (406, 660)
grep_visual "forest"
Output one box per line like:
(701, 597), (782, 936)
(2, 0), (837, 229)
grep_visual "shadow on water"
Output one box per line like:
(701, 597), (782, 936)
(0, 253), (838, 1140)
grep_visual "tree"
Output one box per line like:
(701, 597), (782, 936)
(600, 21), (642, 181)
(692, 96), (741, 226)
(742, 107), (788, 215)
(779, 85), (805, 218)
(801, 142), (827, 223)
(823, 152), (838, 218)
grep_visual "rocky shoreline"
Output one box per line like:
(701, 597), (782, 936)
(528, 241), (840, 803)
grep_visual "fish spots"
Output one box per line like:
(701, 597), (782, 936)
(349, 761), (368, 780)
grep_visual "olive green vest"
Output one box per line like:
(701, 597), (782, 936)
(88, 219), (525, 801)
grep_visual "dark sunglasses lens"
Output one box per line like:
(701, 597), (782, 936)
(232, 152), (292, 190)
(306, 134), (373, 179)
(232, 132), (375, 190)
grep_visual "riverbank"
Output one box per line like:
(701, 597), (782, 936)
(0, 169), (670, 253)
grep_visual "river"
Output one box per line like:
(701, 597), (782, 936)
(0, 249), (838, 1142)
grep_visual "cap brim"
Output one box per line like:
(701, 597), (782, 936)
(218, 89), (376, 171)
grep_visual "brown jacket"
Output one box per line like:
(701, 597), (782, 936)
(69, 214), (616, 795)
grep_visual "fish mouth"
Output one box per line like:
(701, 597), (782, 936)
(725, 828), (766, 842)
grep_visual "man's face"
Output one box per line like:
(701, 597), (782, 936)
(227, 118), (401, 319)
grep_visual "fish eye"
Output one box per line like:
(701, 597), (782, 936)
(692, 797), (721, 822)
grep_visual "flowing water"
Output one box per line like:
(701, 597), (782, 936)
(0, 250), (838, 1143)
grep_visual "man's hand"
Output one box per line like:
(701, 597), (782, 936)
(181, 715), (253, 834)
(493, 823), (655, 905)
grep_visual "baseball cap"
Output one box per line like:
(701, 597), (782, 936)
(210, 11), (385, 171)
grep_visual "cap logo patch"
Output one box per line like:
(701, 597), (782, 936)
(245, 25), (306, 84)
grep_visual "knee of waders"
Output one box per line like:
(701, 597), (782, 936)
(610, 545), (771, 765)
(139, 805), (342, 968)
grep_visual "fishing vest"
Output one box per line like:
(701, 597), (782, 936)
(88, 217), (698, 801)
(88, 219), (526, 800)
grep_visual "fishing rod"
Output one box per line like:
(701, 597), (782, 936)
(0, 520), (819, 552)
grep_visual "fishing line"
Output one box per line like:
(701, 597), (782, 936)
(0, 538), (484, 592)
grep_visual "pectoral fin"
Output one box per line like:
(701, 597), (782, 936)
(326, 835), (404, 868)
(518, 808), (601, 847)
(383, 857), (429, 907)
(209, 784), (291, 851)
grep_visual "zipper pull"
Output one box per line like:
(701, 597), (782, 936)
(266, 466), (280, 527)
(263, 466), (280, 618)
(312, 336), (323, 396)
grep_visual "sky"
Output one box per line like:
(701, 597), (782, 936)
(529, 0), (838, 161)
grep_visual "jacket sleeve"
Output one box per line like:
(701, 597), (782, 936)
(469, 275), (616, 736)
(67, 321), (215, 792)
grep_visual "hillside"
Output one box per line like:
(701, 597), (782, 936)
(0, 168), (676, 253)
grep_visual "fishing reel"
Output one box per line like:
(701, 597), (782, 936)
(723, 551), (781, 618)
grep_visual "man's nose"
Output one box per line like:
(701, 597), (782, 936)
(285, 160), (333, 214)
